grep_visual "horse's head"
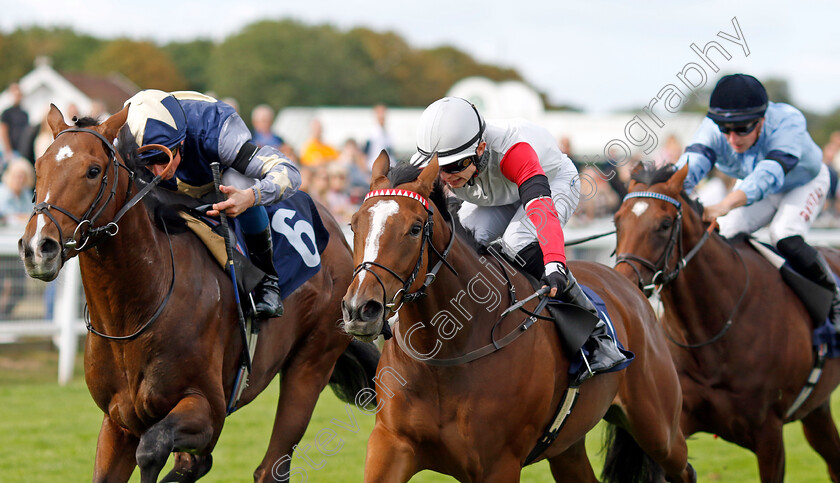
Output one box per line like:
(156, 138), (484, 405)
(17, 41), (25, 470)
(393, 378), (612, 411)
(18, 105), (129, 281)
(614, 163), (703, 292)
(341, 152), (441, 341)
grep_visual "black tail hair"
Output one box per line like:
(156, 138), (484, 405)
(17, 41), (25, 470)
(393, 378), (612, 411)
(327, 339), (381, 409)
(601, 424), (664, 483)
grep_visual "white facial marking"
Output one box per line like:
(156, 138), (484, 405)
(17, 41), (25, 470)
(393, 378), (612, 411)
(354, 200), (399, 302)
(55, 145), (73, 163)
(632, 200), (649, 217)
(31, 194), (49, 262)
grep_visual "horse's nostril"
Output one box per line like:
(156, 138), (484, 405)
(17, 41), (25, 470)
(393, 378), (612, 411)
(38, 238), (60, 260)
(360, 300), (383, 322)
(18, 238), (32, 259)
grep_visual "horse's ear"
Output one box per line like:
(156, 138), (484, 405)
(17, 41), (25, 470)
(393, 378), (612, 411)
(46, 104), (70, 137)
(98, 105), (130, 143)
(416, 154), (439, 195)
(370, 151), (391, 190)
(666, 163), (689, 195)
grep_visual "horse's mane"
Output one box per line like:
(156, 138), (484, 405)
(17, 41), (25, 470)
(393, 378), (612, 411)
(386, 162), (452, 222)
(630, 162), (704, 216)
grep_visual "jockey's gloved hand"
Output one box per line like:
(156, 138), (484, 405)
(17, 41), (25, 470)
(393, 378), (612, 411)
(542, 261), (570, 298)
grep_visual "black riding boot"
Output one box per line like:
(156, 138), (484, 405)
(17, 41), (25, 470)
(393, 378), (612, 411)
(777, 235), (840, 327)
(559, 269), (629, 385)
(243, 228), (284, 318)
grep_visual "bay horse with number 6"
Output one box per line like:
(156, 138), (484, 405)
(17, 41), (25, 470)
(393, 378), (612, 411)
(17, 105), (379, 483)
(614, 163), (840, 482)
(340, 153), (695, 481)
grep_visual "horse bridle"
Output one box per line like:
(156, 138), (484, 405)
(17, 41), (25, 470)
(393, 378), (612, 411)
(31, 127), (178, 341)
(615, 191), (713, 296)
(351, 189), (457, 318)
(615, 191), (747, 348)
(30, 127), (173, 264)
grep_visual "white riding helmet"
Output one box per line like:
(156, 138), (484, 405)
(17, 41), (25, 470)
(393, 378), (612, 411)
(410, 97), (485, 168)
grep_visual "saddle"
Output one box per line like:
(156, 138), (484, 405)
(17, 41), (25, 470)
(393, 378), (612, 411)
(746, 237), (840, 357)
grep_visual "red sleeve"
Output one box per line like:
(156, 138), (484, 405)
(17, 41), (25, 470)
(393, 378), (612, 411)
(525, 198), (566, 265)
(499, 143), (566, 265)
(499, 142), (545, 185)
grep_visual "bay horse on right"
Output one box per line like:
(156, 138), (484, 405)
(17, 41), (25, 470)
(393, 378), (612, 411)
(614, 162), (840, 482)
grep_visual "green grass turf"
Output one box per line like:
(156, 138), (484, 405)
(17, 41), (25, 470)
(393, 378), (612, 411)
(0, 343), (838, 481)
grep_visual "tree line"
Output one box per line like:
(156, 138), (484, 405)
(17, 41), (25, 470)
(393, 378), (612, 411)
(0, 20), (525, 119)
(1, 20), (838, 145)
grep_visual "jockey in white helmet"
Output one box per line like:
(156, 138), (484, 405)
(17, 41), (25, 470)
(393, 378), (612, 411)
(411, 97), (628, 384)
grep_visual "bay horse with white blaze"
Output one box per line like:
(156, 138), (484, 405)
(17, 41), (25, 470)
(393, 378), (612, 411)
(341, 153), (695, 482)
(18, 105), (378, 483)
(614, 163), (840, 482)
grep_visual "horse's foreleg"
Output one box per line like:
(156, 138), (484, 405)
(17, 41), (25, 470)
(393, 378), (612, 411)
(754, 422), (786, 483)
(801, 401), (840, 482)
(92, 415), (139, 483)
(547, 439), (597, 482)
(135, 395), (217, 483)
(364, 425), (419, 483)
(253, 344), (343, 482)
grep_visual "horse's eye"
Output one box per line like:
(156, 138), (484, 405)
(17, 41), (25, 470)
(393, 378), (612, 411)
(410, 223), (423, 237)
(87, 166), (102, 179)
(658, 218), (673, 232)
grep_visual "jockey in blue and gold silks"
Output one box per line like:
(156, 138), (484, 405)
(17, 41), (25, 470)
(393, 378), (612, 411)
(124, 90), (301, 319)
(678, 74), (839, 327)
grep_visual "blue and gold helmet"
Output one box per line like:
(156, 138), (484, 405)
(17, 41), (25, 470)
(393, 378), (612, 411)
(124, 90), (187, 159)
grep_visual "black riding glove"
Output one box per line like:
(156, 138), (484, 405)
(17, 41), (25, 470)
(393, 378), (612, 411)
(542, 261), (570, 298)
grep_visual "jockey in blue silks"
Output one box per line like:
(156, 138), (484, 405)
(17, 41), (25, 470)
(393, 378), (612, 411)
(677, 74), (839, 327)
(124, 90), (301, 319)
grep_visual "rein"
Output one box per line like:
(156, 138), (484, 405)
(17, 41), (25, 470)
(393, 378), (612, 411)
(615, 191), (746, 348)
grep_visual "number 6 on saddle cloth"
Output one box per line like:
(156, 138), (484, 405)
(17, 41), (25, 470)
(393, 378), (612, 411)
(188, 191), (331, 310)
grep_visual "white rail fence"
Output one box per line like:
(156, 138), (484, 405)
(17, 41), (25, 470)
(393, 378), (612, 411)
(4, 222), (840, 385)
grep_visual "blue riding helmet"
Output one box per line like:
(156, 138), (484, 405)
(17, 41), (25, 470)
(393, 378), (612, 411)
(707, 74), (768, 124)
(124, 90), (187, 159)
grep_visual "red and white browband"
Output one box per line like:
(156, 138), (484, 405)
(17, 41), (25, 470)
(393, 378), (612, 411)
(364, 189), (431, 211)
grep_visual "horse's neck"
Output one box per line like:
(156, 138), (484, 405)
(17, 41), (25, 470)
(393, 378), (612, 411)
(78, 202), (171, 321)
(662, 231), (746, 349)
(398, 236), (519, 359)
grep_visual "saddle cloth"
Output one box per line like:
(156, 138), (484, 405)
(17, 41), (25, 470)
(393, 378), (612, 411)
(182, 191), (330, 300)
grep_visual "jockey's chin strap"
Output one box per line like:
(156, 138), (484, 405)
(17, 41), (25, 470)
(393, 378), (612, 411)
(352, 189), (458, 316)
(30, 127), (174, 263)
(615, 191), (714, 296)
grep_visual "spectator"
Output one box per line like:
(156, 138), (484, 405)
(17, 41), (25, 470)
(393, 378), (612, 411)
(300, 119), (339, 166)
(0, 157), (35, 225)
(654, 134), (683, 166)
(307, 165), (330, 206)
(251, 104), (298, 163)
(0, 157), (35, 317)
(338, 138), (370, 204)
(1, 83), (29, 164)
(33, 111), (54, 161)
(824, 131), (840, 171)
(575, 165), (620, 223)
(220, 96), (240, 115)
(325, 162), (353, 224)
(364, 103), (393, 170)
